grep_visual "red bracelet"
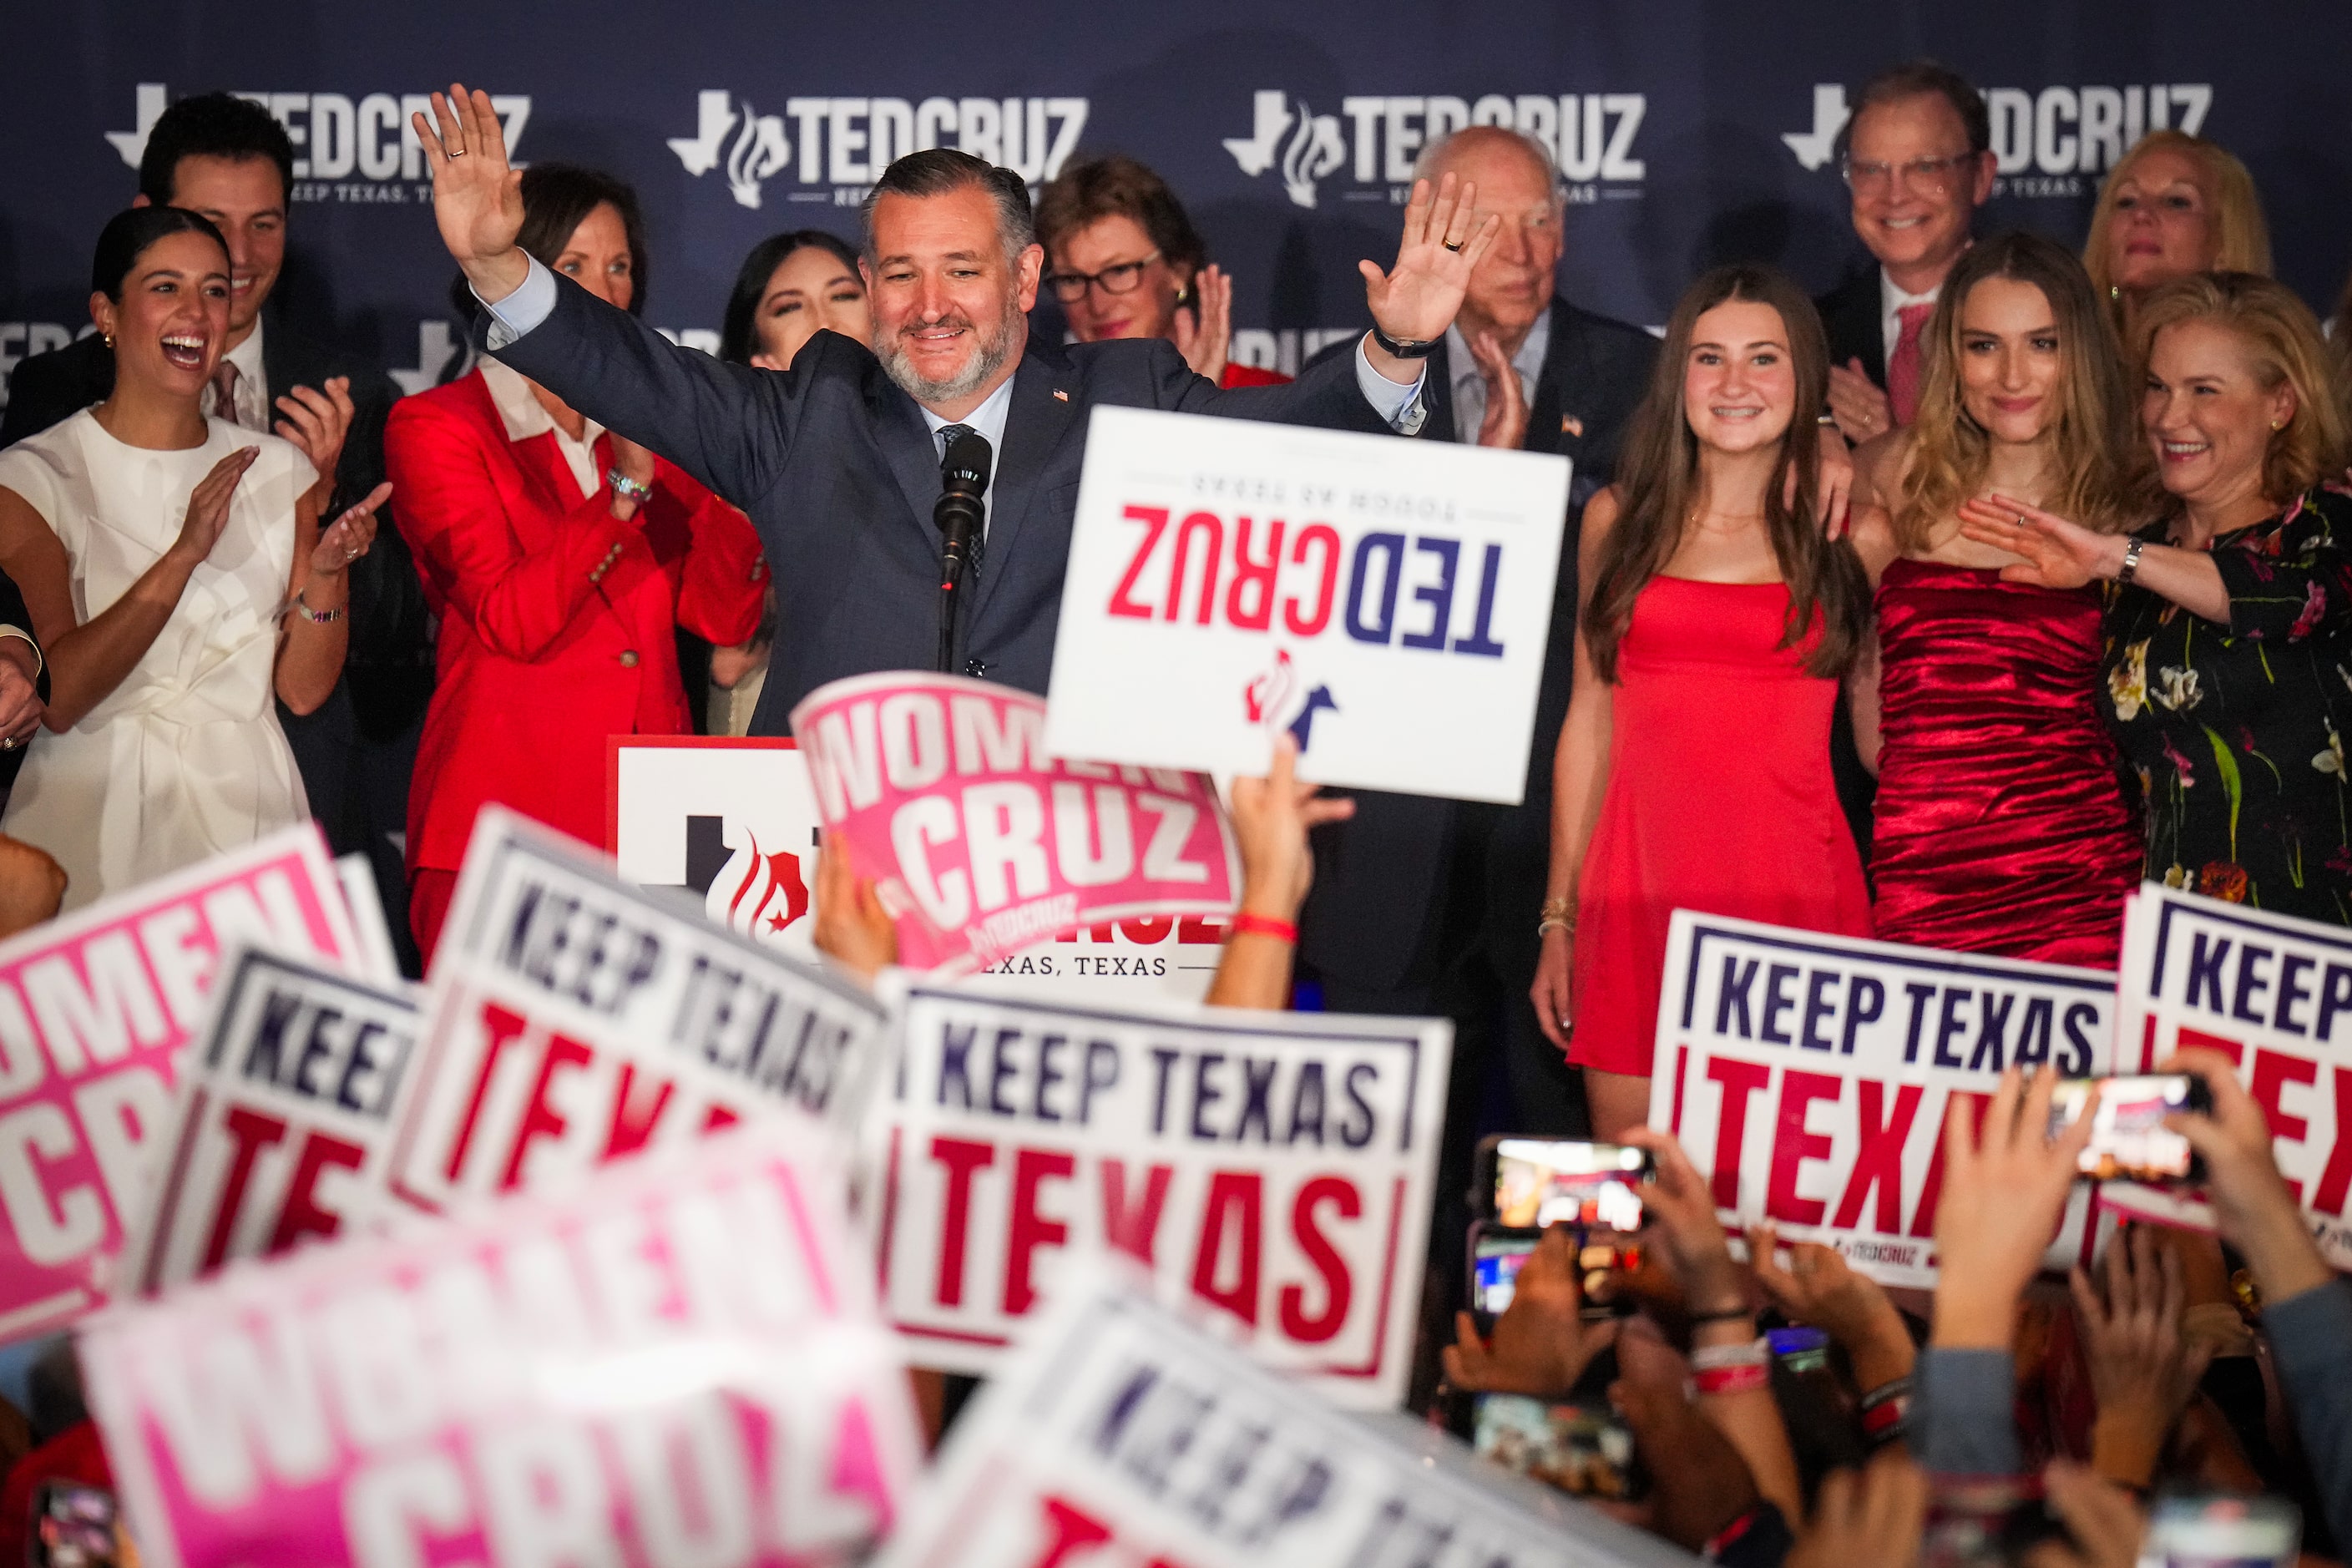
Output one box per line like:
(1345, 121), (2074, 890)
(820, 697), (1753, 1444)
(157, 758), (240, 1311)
(1231, 913), (1298, 944)
(1692, 1362), (1770, 1397)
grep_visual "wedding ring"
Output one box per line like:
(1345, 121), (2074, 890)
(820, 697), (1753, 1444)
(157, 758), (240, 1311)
(446, 144), (467, 159)
(1442, 239), (1464, 252)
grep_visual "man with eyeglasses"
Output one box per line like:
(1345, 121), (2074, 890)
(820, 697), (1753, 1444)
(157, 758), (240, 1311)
(1814, 60), (1998, 444)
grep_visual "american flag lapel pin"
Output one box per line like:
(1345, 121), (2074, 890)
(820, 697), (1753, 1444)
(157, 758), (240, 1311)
(1053, 388), (1070, 402)
(1560, 414), (1584, 437)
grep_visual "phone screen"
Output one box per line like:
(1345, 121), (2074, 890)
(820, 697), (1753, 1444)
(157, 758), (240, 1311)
(2048, 1075), (2199, 1181)
(1492, 1140), (1650, 1231)
(2145, 1493), (2300, 1566)
(1473, 1393), (1644, 1500)
(1473, 1232), (1536, 1316)
(31, 1482), (119, 1568)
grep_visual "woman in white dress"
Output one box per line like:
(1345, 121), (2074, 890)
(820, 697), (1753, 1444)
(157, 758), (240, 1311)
(0, 208), (386, 908)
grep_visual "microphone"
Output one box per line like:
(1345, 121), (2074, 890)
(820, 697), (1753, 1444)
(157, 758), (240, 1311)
(935, 430), (993, 592)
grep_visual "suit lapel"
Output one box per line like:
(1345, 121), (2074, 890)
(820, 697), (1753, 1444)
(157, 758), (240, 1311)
(969, 346), (1081, 625)
(1526, 298), (1573, 458)
(874, 376), (948, 547)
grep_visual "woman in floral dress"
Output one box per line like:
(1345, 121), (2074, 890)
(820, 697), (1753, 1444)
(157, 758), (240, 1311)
(1964, 272), (2352, 922)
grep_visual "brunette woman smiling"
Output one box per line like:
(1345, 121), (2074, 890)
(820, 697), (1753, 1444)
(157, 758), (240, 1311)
(0, 207), (383, 908)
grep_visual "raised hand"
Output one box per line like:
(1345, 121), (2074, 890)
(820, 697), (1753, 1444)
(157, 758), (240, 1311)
(1469, 330), (1528, 449)
(1930, 1066), (2095, 1348)
(1171, 264), (1233, 384)
(171, 447), (260, 568)
(1956, 494), (2117, 589)
(412, 85), (531, 301)
(1443, 1226), (1614, 1395)
(2161, 1049), (2335, 1304)
(1620, 1128), (1747, 1317)
(1228, 733), (1354, 923)
(812, 830), (898, 986)
(1786, 1450), (1929, 1568)
(308, 483), (390, 577)
(1752, 1221), (1914, 1388)
(273, 377), (355, 487)
(2071, 1227), (2213, 1488)
(1359, 174), (1500, 365)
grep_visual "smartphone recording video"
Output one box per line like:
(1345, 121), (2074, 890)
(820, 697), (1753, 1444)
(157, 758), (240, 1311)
(2047, 1074), (2209, 1183)
(1485, 1138), (1652, 1231)
(30, 1482), (119, 1568)
(1469, 1225), (1538, 1328)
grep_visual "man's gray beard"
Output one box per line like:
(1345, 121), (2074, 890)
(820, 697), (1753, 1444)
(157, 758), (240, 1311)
(878, 306), (1023, 408)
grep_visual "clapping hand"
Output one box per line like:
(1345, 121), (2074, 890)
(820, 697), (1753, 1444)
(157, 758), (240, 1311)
(1826, 359), (1894, 445)
(170, 446), (260, 569)
(273, 376), (356, 489)
(1469, 330), (1529, 449)
(1360, 174), (1499, 367)
(413, 85), (531, 301)
(307, 483), (390, 577)
(1171, 265), (1234, 385)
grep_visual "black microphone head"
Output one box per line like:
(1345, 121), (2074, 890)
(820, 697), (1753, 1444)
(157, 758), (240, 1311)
(942, 430), (993, 493)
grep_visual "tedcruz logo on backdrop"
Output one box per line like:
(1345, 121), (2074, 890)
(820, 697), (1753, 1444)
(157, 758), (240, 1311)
(1223, 89), (1647, 210)
(1784, 80), (2213, 198)
(108, 83), (532, 206)
(669, 90), (1089, 210)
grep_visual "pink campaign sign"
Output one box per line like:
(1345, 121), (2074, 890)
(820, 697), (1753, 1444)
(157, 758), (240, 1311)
(789, 672), (1241, 975)
(80, 1126), (923, 1568)
(0, 825), (362, 1339)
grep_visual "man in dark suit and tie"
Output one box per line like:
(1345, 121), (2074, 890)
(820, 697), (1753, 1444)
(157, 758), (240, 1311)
(1300, 125), (1658, 1146)
(1811, 62), (1997, 868)
(412, 86), (1498, 735)
(0, 91), (425, 961)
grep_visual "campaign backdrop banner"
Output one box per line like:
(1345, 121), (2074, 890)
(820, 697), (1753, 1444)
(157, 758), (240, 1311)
(872, 1270), (1667, 1568)
(791, 672), (1241, 976)
(611, 733), (1232, 1002)
(125, 947), (420, 1295)
(10, 6), (2344, 457)
(1044, 408), (1570, 803)
(83, 1125), (923, 1568)
(1651, 909), (2118, 1288)
(870, 981), (1450, 1405)
(2105, 884), (2352, 1266)
(0, 825), (367, 1340)
(386, 808), (888, 1213)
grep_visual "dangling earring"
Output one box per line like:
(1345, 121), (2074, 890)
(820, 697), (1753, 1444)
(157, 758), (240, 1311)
(2109, 285), (2122, 301)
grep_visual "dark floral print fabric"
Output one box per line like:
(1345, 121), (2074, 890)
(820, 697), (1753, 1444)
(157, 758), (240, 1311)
(2100, 484), (2352, 923)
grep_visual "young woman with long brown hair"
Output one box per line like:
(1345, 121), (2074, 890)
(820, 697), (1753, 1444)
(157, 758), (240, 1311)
(1846, 231), (2147, 965)
(1531, 264), (1873, 1137)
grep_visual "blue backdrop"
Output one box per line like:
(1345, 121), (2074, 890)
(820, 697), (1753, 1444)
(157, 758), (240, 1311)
(4, 1), (2349, 402)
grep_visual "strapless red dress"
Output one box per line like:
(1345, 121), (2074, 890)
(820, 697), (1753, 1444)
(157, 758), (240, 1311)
(1869, 559), (2140, 967)
(1571, 578), (1873, 1078)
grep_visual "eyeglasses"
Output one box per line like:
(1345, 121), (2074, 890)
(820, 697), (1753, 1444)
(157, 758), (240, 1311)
(1044, 251), (1163, 304)
(1841, 153), (1977, 196)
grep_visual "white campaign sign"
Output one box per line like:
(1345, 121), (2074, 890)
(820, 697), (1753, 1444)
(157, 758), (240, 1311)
(125, 945), (420, 1293)
(872, 1271), (1672, 1568)
(609, 736), (1226, 1003)
(870, 982), (1450, 1406)
(1044, 407), (1571, 804)
(2107, 883), (2352, 1265)
(1651, 910), (2118, 1287)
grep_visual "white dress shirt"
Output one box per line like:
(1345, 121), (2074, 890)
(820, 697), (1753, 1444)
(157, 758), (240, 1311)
(918, 374), (1015, 533)
(1879, 270), (1942, 366)
(477, 356), (606, 499)
(1444, 311), (1549, 445)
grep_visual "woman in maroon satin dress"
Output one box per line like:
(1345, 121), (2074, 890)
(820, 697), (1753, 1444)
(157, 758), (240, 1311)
(1849, 233), (2148, 966)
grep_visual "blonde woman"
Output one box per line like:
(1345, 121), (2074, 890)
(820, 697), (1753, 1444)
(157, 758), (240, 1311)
(1965, 274), (2352, 922)
(1848, 232), (2145, 964)
(2083, 130), (2271, 339)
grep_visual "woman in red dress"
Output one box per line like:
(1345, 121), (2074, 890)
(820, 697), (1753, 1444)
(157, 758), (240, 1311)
(1533, 266), (1874, 1137)
(387, 164), (765, 961)
(1847, 232), (2146, 967)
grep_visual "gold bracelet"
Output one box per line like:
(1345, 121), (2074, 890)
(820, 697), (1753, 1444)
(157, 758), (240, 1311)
(1538, 896), (1576, 938)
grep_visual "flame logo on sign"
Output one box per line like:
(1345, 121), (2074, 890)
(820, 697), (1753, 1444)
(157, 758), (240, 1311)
(706, 832), (810, 938)
(1243, 650), (1339, 753)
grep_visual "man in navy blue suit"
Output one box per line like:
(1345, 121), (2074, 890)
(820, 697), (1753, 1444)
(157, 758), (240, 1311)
(412, 85), (1501, 733)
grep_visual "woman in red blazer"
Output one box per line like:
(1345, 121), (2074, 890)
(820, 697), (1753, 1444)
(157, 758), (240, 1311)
(387, 164), (763, 960)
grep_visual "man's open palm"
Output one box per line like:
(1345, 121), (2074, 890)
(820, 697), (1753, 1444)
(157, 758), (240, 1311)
(412, 85), (529, 298)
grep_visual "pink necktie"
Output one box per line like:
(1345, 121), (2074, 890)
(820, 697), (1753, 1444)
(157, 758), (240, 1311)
(1886, 301), (1935, 427)
(209, 362), (243, 427)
